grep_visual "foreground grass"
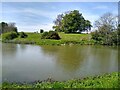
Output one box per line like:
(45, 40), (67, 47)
(2, 32), (95, 45)
(1, 72), (119, 89)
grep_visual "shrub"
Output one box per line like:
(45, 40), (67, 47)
(91, 31), (102, 41)
(41, 32), (49, 39)
(91, 29), (118, 45)
(40, 29), (44, 33)
(2, 31), (18, 40)
(41, 31), (61, 40)
(20, 32), (28, 38)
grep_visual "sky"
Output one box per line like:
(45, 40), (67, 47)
(1, 2), (118, 32)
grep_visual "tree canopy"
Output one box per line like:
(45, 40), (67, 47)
(53, 10), (92, 33)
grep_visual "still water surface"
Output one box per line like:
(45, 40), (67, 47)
(2, 42), (118, 82)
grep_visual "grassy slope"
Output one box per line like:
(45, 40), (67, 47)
(1, 72), (119, 89)
(3, 32), (94, 45)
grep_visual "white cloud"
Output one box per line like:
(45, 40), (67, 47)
(23, 8), (59, 19)
(3, 7), (59, 20)
(92, 6), (108, 10)
(2, 19), (18, 24)
(17, 23), (54, 32)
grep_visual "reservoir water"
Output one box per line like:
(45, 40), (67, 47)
(1, 42), (118, 82)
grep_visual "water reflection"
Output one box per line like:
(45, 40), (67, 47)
(77, 46), (118, 77)
(41, 45), (85, 72)
(41, 45), (118, 77)
(2, 43), (18, 60)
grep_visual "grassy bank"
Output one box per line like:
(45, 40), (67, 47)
(2, 32), (95, 45)
(1, 72), (119, 89)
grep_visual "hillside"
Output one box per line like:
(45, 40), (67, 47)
(2, 32), (94, 45)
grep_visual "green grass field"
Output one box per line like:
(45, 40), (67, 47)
(2, 32), (95, 45)
(1, 72), (119, 89)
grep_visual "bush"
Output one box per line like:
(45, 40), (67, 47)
(91, 29), (118, 45)
(20, 32), (28, 38)
(41, 32), (49, 39)
(40, 29), (44, 33)
(2, 32), (18, 40)
(41, 31), (61, 40)
(91, 31), (102, 41)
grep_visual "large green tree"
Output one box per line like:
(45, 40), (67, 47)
(53, 10), (92, 33)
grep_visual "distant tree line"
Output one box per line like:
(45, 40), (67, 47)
(0, 22), (18, 34)
(1, 22), (28, 40)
